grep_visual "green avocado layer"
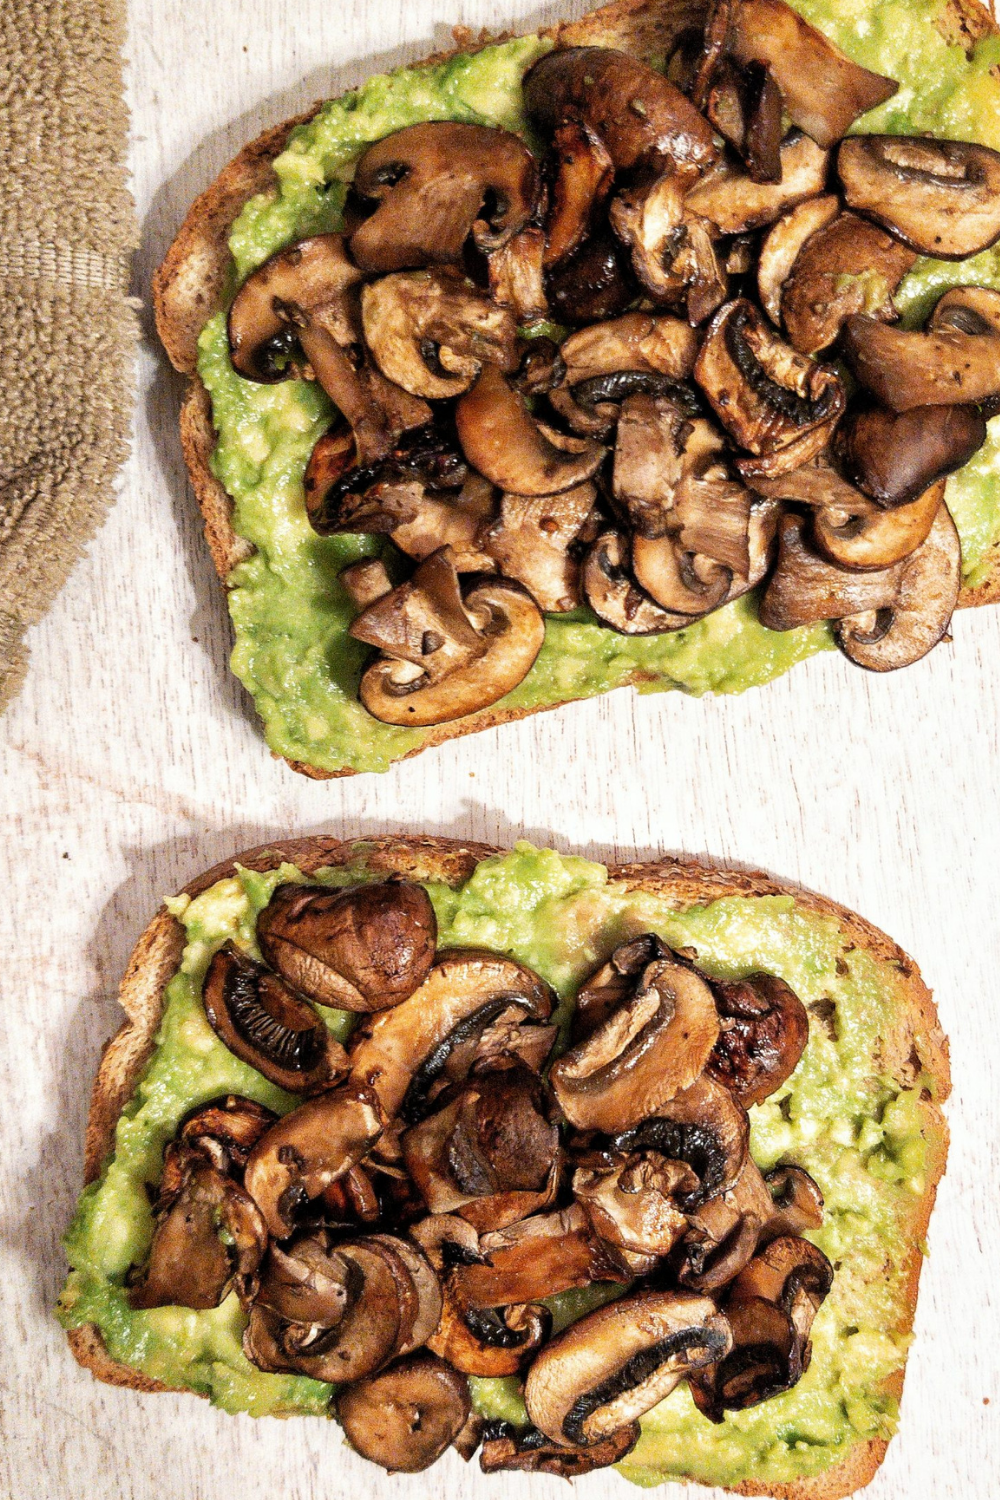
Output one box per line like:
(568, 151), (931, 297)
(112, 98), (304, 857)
(59, 845), (943, 1489)
(197, 4), (1000, 774)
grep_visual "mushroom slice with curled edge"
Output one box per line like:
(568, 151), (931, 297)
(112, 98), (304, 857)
(456, 365), (605, 497)
(177, 1095), (277, 1174)
(837, 402), (987, 508)
(844, 285), (1000, 410)
(350, 547), (545, 727)
(689, 1296), (798, 1421)
(676, 1156), (775, 1292)
(763, 1167), (824, 1241)
(757, 195), (840, 325)
(129, 1147), (268, 1311)
(243, 1082), (385, 1239)
(544, 120), (614, 268)
(549, 949), (720, 1133)
(609, 172), (727, 323)
(481, 483), (598, 613)
(487, 227), (549, 324)
(609, 1073), (750, 1209)
(256, 879), (436, 1013)
(780, 214), (917, 356)
(255, 1234), (354, 1328)
(523, 47), (719, 178)
(583, 531), (693, 635)
(728, 0), (897, 147)
(349, 123), (540, 273)
(202, 943), (345, 1093)
(705, 971), (809, 1107)
(684, 134), (830, 237)
(551, 313), (700, 436)
(728, 1235), (833, 1364)
(694, 299), (845, 478)
(348, 947), (553, 1121)
(573, 1151), (697, 1257)
(337, 1355), (471, 1474)
(479, 1419), (639, 1476)
(759, 510), (908, 630)
(366, 1234), (445, 1357)
(705, 58), (783, 185)
(227, 233), (362, 383)
(838, 135), (1000, 259)
(361, 268), (517, 400)
(524, 1291), (733, 1446)
(449, 1204), (634, 1312)
(319, 471), (497, 574)
(570, 934), (670, 1041)
(304, 420), (470, 538)
(429, 1292), (551, 1377)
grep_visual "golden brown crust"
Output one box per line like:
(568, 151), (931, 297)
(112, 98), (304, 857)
(67, 836), (950, 1499)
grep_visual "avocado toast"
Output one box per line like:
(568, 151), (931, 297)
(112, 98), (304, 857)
(59, 835), (949, 1496)
(155, 0), (1000, 777)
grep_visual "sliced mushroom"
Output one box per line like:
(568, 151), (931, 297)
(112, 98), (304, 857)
(757, 195), (840, 325)
(201, 944), (345, 1093)
(524, 1291), (732, 1445)
(338, 1355), (471, 1473)
(326, 475), (497, 573)
(705, 971), (809, 1107)
(842, 285), (1000, 409)
(763, 1167), (825, 1240)
(631, 535), (731, 617)
(546, 233), (638, 325)
(609, 172), (727, 321)
(729, 0), (897, 147)
(227, 233), (362, 382)
(255, 1234), (354, 1327)
(570, 934), (671, 1042)
(561, 313), (700, 386)
(304, 420), (470, 537)
(350, 547), (545, 727)
(340, 558), (394, 610)
(676, 1156), (775, 1292)
(361, 269), (517, 399)
(544, 120), (615, 267)
(838, 135), (1000, 258)
(349, 947), (553, 1121)
(429, 1292), (551, 1377)
(177, 1095), (277, 1174)
(349, 123), (540, 273)
(456, 365), (605, 497)
(256, 880), (436, 1013)
(780, 214), (916, 356)
(609, 1073), (750, 1208)
(487, 227), (549, 324)
(549, 949), (720, 1133)
(367, 1233), (445, 1357)
(705, 58), (783, 184)
(837, 402), (987, 507)
(583, 531), (692, 634)
(449, 1204), (630, 1311)
(573, 1151), (697, 1257)
(694, 299), (845, 475)
(689, 1295), (798, 1421)
(524, 47), (718, 176)
(685, 134), (830, 236)
(243, 1082), (385, 1239)
(481, 483), (597, 613)
(759, 509), (908, 630)
(479, 1420), (639, 1475)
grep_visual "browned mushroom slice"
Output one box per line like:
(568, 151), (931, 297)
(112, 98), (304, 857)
(685, 134), (830, 237)
(429, 1292), (551, 1377)
(177, 1095), (277, 1174)
(361, 268), (517, 399)
(549, 950), (720, 1133)
(689, 1296), (797, 1421)
(338, 1355), (471, 1473)
(243, 1082), (385, 1239)
(571, 934), (670, 1042)
(450, 1205), (629, 1311)
(349, 947), (553, 1121)
(479, 1420), (639, 1475)
(563, 313), (700, 386)
(349, 123), (540, 273)
(524, 1291), (732, 1445)
(227, 233), (362, 382)
(843, 285), (1000, 410)
(547, 233), (638, 326)
(706, 58), (783, 184)
(323, 472), (497, 573)
(728, 0), (897, 147)
(255, 1234), (354, 1327)
(780, 214), (917, 356)
(523, 47), (718, 177)
(609, 173), (727, 322)
(350, 548), (544, 727)
(763, 1167), (824, 1240)
(757, 195), (840, 325)
(202, 943), (345, 1093)
(256, 879), (436, 1013)
(705, 971), (809, 1106)
(583, 531), (692, 635)
(838, 135), (1000, 259)
(456, 365), (605, 497)
(339, 558), (394, 611)
(677, 1156), (775, 1292)
(729, 1235), (834, 1348)
(544, 120), (615, 267)
(487, 227), (549, 324)
(837, 403), (987, 507)
(759, 510), (907, 630)
(694, 299), (844, 475)
(573, 1151), (697, 1257)
(609, 1073), (750, 1208)
(366, 1234), (445, 1357)
(482, 483), (597, 613)
(129, 1149), (268, 1310)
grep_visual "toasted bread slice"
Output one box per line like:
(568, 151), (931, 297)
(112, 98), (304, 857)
(64, 835), (949, 1499)
(154, 0), (1000, 779)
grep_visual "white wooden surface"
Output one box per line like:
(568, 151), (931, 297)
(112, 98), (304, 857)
(1, 2), (999, 1495)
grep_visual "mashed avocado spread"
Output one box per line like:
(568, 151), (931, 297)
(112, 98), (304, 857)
(196, 2), (1000, 775)
(59, 845), (942, 1489)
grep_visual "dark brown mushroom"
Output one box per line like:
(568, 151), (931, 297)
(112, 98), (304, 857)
(838, 135), (1000, 259)
(837, 402), (987, 507)
(609, 1073), (750, 1209)
(544, 120), (615, 267)
(757, 195), (840, 325)
(546, 233), (637, 325)
(705, 58), (783, 184)
(759, 508), (910, 629)
(676, 1156), (775, 1292)
(842, 285), (1000, 410)
(448, 1204), (633, 1312)
(684, 133), (830, 237)
(551, 313), (699, 436)
(428, 1291), (551, 1377)
(609, 172), (727, 322)
(361, 268), (517, 399)
(304, 419), (471, 538)
(227, 233), (362, 383)
(202, 943), (346, 1093)
(255, 1233), (354, 1327)
(705, 971), (809, 1107)
(322, 472), (497, 573)
(256, 879), (436, 1013)
(689, 1295), (798, 1421)
(479, 1420), (639, 1475)
(177, 1095), (277, 1174)
(780, 214), (916, 356)
(349, 123), (540, 273)
(481, 483), (598, 613)
(456, 365), (606, 497)
(583, 531), (692, 634)
(337, 1354), (471, 1473)
(570, 934), (672, 1042)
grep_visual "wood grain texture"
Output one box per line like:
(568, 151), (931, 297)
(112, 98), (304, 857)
(0, 2), (998, 1499)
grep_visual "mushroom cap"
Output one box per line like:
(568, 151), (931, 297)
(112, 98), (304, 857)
(546, 233), (638, 326)
(837, 402), (987, 508)
(428, 1292), (551, 1377)
(227, 233), (362, 381)
(763, 1166), (825, 1240)
(583, 531), (693, 635)
(572, 1151), (695, 1257)
(610, 1072), (750, 1208)
(482, 484), (597, 614)
(757, 195), (840, 325)
(705, 971), (809, 1107)
(361, 269), (517, 400)
(843, 285), (1000, 409)
(337, 1354), (471, 1473)
(177, 1095), (277, 1174)
(684, 133), (830, 236)
(456, 364), (606, 497)
(560, 312), (699, 386)
(780, 213), (916, 356)
(487, 225), (549, 324)
(255, 1235), (354, 1327)
(759, 510), (907, 631)
(838, 135), (1000, 259)
(524, 1290), (732, 1445)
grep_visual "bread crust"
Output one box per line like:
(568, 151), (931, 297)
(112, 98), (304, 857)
(66, 834), (950, 1500)
(155, 0), (1000, 780)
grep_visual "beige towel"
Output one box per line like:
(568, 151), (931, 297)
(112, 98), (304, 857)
(0, 0), (137, 711)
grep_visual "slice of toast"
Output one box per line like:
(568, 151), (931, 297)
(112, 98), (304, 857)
(63, 834), (950, 1499)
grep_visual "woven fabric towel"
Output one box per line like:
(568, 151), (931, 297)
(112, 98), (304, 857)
(0, 0), (137, 711)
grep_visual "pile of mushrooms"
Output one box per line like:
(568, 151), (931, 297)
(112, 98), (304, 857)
(226, 0), (1000, 722)
(130, 882), (833, 1476)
